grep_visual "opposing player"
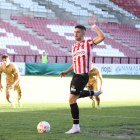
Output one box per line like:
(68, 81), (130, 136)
(87, 64), (103, 109)
(0, 54), (22, 108)
(59, 15), (105, 134)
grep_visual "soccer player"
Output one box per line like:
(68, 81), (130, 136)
(87, 64), (103, 109)
(0, 54), (22, 108)
(59, 15), (105, 134)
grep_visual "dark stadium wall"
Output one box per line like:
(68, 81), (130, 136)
(25, 63), (74, 75)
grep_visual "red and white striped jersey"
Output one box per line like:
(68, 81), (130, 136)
(72, 39), (95, 74)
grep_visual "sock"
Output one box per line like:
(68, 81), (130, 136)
(70, 103), (79, 124)
(73, 124), (80, 129)
(78, 90), (94, 98)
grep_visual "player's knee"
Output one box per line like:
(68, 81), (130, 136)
(69, 97), (76, 104)
(89, 96), (93, 99)
(69, 98), (74, 104)
(96, 96), (100, 100)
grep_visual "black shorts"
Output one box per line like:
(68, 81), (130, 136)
(70, 73), (89, 95)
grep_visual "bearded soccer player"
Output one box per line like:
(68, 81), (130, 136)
(87, 64), (103, 109)
(59, 15), (105, 134)
(0, 54), (22, 108)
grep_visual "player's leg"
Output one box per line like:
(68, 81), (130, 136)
(79, 78), (102, 98)
(17, 91), (22, 107)
(87, 85), (95, 108)
(96, 96), (101, 109)
(65, 94), (80, 134)
(78, 89), (102, 98)
(5, 90), (15, 108)
(15, 84), (22, 107)
(96, 95), (100, 105)
(90, 82), (102, 109)
(93, 83), (102, 109)
(87, 85), (93, 99)
(65, 73), (81, 134)
(66, 73), (102, 134)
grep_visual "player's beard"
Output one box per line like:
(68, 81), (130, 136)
(75, 36), (82, 41)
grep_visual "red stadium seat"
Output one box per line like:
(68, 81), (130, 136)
(95, 58), (103, 63)
(0, 16), (139, 63)
(110, 0), (140, 17)
(121, 58), (128, 64)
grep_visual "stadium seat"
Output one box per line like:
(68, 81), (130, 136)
(110, 0), (140, 17)
(0, 14), (139, 63)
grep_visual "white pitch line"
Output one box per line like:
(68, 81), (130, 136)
(104, 109), (140, 112)
(1, 111), (140, 119)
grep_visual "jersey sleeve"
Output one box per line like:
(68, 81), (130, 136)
(87, 39), (95, 47)
(11, 64), (19, 75)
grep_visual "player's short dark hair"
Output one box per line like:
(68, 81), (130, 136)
(2, 54), (9, 60)
(75, 25), (86, 32)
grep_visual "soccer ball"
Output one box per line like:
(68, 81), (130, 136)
(37, 121), (50, 133)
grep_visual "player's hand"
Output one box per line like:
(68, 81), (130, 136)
(99, 88), (103, 92)
(89, 15), (96, 26)
(58, 71), (68, 78)
(6, 84), (14, 90)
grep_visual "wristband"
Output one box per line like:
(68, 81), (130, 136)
(92, 25), (96, 28)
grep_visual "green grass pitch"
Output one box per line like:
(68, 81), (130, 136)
(0, 75), (140, 140)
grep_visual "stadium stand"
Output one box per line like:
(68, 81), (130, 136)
(89, 0), (138, 20)
(0, 17), (68, 63)
(110, 0), (140, 17)
(9, 0), (54, 13)
(0, 15), (139, 63)
(50, 0), (115, 18)
(0, 0), (17, 10)
(9, 16), (126, 57)
(0, 0), (139, 64)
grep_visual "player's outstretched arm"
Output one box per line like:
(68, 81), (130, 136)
(89, 15), (105, 45)
(59, 65), (74, 78)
